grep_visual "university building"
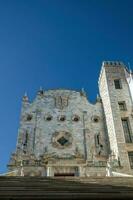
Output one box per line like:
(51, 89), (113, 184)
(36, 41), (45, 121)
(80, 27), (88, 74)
(8, 61), (133, 177)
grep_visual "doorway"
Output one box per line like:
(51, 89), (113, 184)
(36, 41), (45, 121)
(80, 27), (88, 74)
(54, 173), (75, 177)
(53, 167), (78, 177)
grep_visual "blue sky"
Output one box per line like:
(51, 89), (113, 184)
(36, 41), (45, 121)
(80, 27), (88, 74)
(0, 0), (133, 173)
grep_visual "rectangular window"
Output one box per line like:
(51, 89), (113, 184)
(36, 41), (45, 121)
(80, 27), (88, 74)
(128, 152), (133, 169)
(118, 101), (126, 111)
(114, 79), (122, 89)
(121, 118), (132, 143)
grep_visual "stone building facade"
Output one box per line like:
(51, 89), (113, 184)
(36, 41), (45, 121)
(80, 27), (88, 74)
(8, 61), (133, 177)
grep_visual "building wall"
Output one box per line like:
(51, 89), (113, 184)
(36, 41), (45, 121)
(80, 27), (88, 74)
(125, 69), (133, 103)
(99, 61), (133, 175)
(8, 61), (133, 176)
(8, 90), (109, 176)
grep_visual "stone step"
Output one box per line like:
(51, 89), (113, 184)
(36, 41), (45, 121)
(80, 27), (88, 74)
(0, 176), (133, 199)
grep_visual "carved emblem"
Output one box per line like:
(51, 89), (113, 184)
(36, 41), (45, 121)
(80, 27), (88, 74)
(55, 96), (68, 109)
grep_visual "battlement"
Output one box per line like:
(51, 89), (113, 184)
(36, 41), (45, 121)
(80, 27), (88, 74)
(102, 61), (125, 67)
(98, 61), (126, 85)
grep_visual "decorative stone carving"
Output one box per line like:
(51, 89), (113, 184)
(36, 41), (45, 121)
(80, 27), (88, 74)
(52, 131), (72, 149)
(72, 115), (80, 122)
(22, 93), (29, 102)
(39, 152), (57, 165)
(80, 88), (86, 97)
(74, 147), (84, 159)
(58, 115), (66, 122)
(55, 96), (68, 109)
(94, 132), (106, 157)
(62, 96), (69, 108)
(37, 87), (44, 96)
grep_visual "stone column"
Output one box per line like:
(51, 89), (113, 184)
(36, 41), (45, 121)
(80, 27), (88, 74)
(47, 166), (53, 177)
(78, 166), (86, 177)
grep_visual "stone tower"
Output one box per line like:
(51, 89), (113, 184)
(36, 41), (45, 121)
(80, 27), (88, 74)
(99, 61), (133, 174)
(8, 61), (133, 177)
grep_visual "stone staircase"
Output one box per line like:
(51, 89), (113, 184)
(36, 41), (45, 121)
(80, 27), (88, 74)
(0, 176), (133, 199)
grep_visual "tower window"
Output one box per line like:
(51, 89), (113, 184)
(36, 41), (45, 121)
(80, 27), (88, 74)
(121, 118), (132, 143)
(114, 79), (122, 89)
(118, 101), (126, 111)
(128, 152), (133, 169)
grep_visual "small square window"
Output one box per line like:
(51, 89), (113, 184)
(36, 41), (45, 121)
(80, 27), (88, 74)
(118, 101), (126, 111)
(114, 79), (122, 89)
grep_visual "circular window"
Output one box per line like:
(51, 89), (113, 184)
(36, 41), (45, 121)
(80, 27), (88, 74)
(92, 116), (100, 123)
(94, 118), (99, 123)
(26, 114), (32, 121)
(72, 115), (80, 122)
(46, 115), (52, 121)
(59, 115), (66, 122)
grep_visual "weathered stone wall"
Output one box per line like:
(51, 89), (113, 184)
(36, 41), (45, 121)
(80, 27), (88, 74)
(8, 61), (133, 177)
(9, 89), (108, 176)
(99, 61), (133, 175)
(125, 69), (133, 103)
(18, 90), (108, 159)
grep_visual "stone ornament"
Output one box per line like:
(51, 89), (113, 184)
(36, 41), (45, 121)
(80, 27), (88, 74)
(72, 115), (80, 122)
(21, 113), (33, 122)
(55, 96), (68, 109)
(74, 147), (84, 159)
(26, 114), (33, 121)
(52, 131), (72, 149)
(58, 115), (66, 122)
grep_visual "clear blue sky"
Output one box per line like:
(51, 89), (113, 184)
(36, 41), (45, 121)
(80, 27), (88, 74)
(0, 0), (133, 173)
